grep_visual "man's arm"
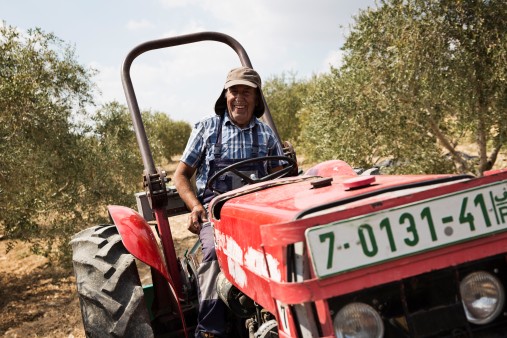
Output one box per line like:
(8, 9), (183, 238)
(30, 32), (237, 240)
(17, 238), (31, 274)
(173, 161), (208, 234)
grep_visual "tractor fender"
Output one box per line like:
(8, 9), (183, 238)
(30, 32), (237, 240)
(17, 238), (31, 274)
(107, 205), (170, 281)
(305, 159), (357, 177)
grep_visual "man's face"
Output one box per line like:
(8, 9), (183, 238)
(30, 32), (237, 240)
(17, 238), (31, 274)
(226, 85), (257, 128)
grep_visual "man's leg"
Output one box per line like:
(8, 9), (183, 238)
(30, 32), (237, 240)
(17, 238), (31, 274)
(195, 222), (226, 337)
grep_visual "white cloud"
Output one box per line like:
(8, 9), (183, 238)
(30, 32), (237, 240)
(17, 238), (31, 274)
(321, 50), (345, 72)
(126, 19), (155, 31)
(90, 62), (124, 106)
(2, 0), (376, 124)
(126, 44), (237, 123)
(158, 0), (194, 8)
(91, 0), (375, 123)
(151, 0), (367, 78)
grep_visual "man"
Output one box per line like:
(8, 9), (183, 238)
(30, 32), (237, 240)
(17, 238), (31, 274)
(173, 66), (285, 338)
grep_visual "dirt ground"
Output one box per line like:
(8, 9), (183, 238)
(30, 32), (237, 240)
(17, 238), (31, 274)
(0, 213), (196, 338)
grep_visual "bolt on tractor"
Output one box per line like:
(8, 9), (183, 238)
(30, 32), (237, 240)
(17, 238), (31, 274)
(71, 32), (507, 337)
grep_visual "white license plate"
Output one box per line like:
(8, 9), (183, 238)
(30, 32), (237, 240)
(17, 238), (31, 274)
(305, 181), (507, 278)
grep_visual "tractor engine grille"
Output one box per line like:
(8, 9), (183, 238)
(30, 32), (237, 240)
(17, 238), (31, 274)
(327, 254), (507, 337)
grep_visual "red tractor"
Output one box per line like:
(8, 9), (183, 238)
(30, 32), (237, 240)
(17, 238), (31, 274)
(71, 32), (507, 337)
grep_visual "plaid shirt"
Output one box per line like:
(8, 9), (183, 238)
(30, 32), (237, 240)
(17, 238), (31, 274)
(180, 113), (284, 199)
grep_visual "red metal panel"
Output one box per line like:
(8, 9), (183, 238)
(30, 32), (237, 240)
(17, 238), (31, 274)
(214, 217), (279, 315)
(261, 171), (507, 248)
(267, 231), (507, 304)
(107, 205), (169, 280)
(108, 205), (190, 338)
(211, 167), (507, 337)
(314, 300), (334, 337)
(305, 159), (357, 177)
(153, 208), (183, 298)
(218, 174), (460, 222)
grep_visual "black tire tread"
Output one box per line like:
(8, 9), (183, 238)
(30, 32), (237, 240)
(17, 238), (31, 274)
(71, 224), (154, 338)
(254, 319), (278, 338)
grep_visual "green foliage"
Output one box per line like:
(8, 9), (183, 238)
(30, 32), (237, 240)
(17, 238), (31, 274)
(333, 0), (507, 174)
(299, 67), (455, 173)
(263, 72), (308, 143)
(0, 25), (191, 264)
(143, 110), (192, 162)
(84, 101), (144, 209)
(296, 0), (507, 174)
(0, 25), (97, 262)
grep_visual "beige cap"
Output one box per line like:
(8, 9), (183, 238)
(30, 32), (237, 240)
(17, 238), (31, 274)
(214, 67), (265, 117)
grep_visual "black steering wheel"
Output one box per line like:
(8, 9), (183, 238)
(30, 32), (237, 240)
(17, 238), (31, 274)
(206, 156), (297, 194)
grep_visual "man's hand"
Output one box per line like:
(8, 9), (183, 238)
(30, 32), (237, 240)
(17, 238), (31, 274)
(173, 161), (206, 234)
(188, 203), (208, 234)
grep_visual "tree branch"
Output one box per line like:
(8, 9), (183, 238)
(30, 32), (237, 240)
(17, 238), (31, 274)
(425, 110), (470, 173)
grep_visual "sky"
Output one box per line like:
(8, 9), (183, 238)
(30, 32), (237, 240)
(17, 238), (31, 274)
(2, 0), (376, 125)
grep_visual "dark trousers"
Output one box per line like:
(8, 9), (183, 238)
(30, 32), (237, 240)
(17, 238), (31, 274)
(195, 222), (226, 337)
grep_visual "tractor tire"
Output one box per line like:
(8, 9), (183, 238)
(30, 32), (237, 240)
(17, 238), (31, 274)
(71, 224), (154, 338)
(254, 320), (278, 338)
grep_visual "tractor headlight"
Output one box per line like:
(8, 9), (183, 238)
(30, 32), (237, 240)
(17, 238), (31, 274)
(460, 271), (505, 325)
(334, 302), (384, 338)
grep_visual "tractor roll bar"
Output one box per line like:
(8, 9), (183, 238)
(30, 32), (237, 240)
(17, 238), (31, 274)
(121, 31), (280, 175)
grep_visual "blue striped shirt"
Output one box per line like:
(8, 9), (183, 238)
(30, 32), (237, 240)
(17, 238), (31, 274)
(180, 113), (284, 198)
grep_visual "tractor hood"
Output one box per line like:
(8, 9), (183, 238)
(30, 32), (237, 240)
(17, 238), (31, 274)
(209, 172), (468, 224)
(211, 168), (507, 309)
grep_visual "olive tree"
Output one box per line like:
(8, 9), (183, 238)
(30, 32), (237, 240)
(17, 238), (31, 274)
(302, 0), (507, 174)
(0, 24), (193, 263)
(143, 110), (192, 162)
(263, 72), (308, 144)
(0, 25), (97, 258)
